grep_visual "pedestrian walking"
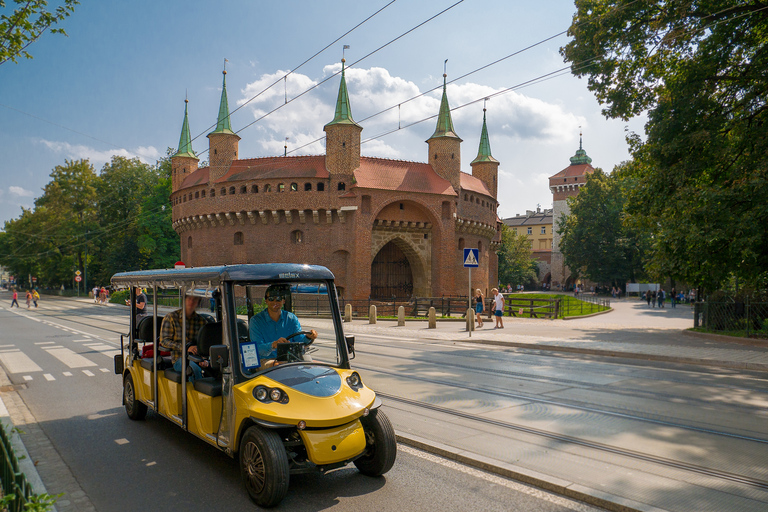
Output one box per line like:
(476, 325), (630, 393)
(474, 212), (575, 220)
(670, 287), (676, 308)
(645, 289), (651, 307)
(658, 288), (665, 308)
(92, 286), (99, 303)
(492, 288), (505, 329)
(474, 289), (485, 328)
(25, 290), (32, 308)
(32, 289), (40, 308)
(10, 289), (19, 308)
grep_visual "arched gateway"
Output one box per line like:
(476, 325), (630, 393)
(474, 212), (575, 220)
(371, 241), (413, 299)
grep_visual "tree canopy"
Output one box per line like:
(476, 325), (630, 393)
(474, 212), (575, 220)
(496, 224), (539, 289)
(0, 155), (179, 290)
(558, 166), (647, 287)
(561, 1), (768, 292)
(1, 0), (78, 66)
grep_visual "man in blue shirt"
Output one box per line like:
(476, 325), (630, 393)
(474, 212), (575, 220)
(249, 284), (317, 364)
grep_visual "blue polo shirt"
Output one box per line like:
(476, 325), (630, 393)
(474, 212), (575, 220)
(248, 309), (309, 359)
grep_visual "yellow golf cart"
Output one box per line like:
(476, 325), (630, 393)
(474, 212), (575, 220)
(112, 264), (396, 507)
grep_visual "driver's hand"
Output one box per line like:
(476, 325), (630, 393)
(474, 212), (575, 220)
(307, 329), (318, 340)
(271, 337), (289, 349)
(188, 345), (199, 355)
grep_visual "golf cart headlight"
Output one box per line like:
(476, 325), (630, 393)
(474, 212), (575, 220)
(254, 386), (269, 401)
(346, 372), (362, 390)
(270, 388), (283, 402)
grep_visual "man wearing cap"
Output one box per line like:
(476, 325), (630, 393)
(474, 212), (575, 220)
(249, 284), (317, 365)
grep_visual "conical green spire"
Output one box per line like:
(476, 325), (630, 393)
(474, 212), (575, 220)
(173, 99), (198, 159)
(428, 74), (460, 140)
(471, 108), (498, 164)
(210, 70), (235, 135)
(569, 131), (592, 165)
(325, 59), (360, 127)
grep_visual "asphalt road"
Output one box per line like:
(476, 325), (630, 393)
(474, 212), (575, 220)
(0, 297), (600, 512)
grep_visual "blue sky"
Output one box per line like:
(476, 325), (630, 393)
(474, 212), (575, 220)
(0, 0), (645, 227)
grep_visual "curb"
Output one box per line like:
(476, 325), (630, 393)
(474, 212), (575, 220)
(449, 337), (768, 371)
(681, 329), (768, 348)
(0, 396), (54, 511)
(562, 307), (613, 320)
(396, 432), (667, 512)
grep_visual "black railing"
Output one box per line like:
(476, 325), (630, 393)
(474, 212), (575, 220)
(694, 301), (768, 338)
(0, 424), (33, 511)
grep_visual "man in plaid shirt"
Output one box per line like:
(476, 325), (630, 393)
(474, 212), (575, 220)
(160, 295), (208, 381)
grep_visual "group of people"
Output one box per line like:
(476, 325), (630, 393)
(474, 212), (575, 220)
(153, 284), (317, 382)
(473, 288), (506, 329)
(92, 286), (110, 304)
(9, 288), (39, 308)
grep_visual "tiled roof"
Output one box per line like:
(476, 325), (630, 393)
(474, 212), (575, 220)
(218, 156), (330, 183)
(355, 157), (456, 196)
(179, 167), (209, 189)
(502, 214), (552, 227)
(549, 163), (594, 179)
(460, 173), (492, 196)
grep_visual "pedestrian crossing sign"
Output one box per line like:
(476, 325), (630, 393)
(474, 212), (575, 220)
(463, 248), (479, 267)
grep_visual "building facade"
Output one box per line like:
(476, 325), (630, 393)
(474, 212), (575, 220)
(548, 137), (595, 288)
(169, 65), (501, 300)
(502, 207), (553, 283)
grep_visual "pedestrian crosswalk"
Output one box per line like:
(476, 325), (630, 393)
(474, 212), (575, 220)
(1, 304), (121, 382)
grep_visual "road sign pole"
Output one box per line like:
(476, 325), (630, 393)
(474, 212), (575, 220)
(468, 267), (472, 337)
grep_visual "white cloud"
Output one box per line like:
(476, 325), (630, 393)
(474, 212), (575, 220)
(8, 186), (34, 197)
(39, 140), (162, 166)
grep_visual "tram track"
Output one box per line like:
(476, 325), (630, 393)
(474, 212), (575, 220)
(353, 362), (768, 445)
(377, 391), (768, 492)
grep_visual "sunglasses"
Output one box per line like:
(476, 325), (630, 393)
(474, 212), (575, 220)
(265, 295), (284, 302)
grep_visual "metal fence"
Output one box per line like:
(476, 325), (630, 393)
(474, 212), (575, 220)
(694, 301), (768, 338)
(0, 424), (33, 512)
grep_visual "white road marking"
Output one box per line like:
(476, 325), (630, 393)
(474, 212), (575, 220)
(23, 376), (33, 381)
(34, 342), (55, 345)
(82, 370), (95, 377)
(43, 347), (97, 368)
(115, 438), (129, 445)
(100, 368), (110, 373)
(44, 374), (55, 381)
(0, 350), (43, 373)
(0, 344), (15, 348)
(63, 372), (73, 377)
(146, 462), (156, 467)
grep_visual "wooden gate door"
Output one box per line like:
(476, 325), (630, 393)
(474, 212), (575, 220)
(371, 241), (413, 299)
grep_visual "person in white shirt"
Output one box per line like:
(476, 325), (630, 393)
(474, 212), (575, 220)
(492, 288), (504, 329)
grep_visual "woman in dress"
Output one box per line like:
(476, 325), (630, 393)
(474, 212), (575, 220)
(474, 289), (485, 328)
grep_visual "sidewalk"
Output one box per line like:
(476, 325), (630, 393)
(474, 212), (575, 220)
(336, 298), (768, 371)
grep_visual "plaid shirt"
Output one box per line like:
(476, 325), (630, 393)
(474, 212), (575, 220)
(159, 309), (206, 363)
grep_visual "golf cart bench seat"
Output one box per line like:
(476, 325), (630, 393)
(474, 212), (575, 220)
(140, 357), (171, 371)
(161, 369), (222, 397)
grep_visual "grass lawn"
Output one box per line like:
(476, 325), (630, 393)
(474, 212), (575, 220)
(503, 293), (611, 319)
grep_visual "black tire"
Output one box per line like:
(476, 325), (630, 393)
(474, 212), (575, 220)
(354, 408), (397, 476)
(239, 426), (289, 508)
(123, 373), (147, 420)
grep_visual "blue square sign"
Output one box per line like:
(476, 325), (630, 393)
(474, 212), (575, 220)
(463, 248), (479, 267)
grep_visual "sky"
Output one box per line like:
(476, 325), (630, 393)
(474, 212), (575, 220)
(0, 0), (647, 227)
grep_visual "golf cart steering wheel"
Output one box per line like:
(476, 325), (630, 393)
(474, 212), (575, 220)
(285, 330), (315, 346)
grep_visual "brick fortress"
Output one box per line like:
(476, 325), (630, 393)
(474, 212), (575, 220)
(169, 62), (501, 301)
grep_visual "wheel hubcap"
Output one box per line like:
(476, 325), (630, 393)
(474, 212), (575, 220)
(243, 441), (265, 492)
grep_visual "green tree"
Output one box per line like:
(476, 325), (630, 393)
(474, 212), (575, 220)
(136, 155), (179, 269)
(1, 0), (78, 66)
(561, 1), (768, 293)
(558, 166), (647, 287)
(497, 224), (539, 288)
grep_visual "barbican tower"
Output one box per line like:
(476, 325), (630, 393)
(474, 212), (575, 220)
(171, 98), (198, 193)
(207, 69), (240, 184)
(323, 58), (362, 178)
(427, 73), (462, 192)
(469, 107), (499, 199)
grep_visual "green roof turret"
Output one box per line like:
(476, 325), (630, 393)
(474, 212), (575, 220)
(172, 99), (198, 160)
(569, 131), (592, 165)
(428, 74), (461, 140)
(325, 59), (361, 128)
(471, 108), (498, 164)
(210, 70), (235, 136)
